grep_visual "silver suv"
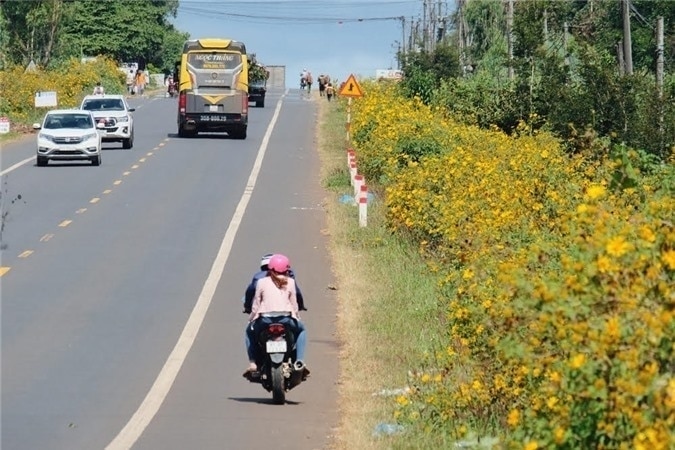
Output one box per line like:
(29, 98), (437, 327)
(80, 95), (135, 149)
(33, 110), (103, 166)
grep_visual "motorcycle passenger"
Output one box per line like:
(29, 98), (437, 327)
(243, 253), (307, 314)
(93, 81), (105, 95)
(244, 254), (308, 375)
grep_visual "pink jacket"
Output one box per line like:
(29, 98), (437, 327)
(249, 276), (299, 322)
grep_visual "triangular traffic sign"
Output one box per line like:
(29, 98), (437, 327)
(338, 74), (364, 98)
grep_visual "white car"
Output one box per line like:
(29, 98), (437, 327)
(80, 94), (135, 149)
(33, 110), (103, 166)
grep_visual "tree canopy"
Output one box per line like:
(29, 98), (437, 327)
(0, 0), (187, 71)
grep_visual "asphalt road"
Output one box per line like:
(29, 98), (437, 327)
(1, 90), (339, 449)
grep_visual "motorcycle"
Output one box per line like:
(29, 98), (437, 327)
(168, 81), (177, 97)
(243, 315), (309, 404)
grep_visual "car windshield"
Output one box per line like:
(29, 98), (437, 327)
(81, 98), (125, 111)
(44, 114), (93, 129)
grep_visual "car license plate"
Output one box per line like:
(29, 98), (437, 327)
(266, 340), (287, 353)
(209, 105), (219, 112)
(200, 115), (226, 122)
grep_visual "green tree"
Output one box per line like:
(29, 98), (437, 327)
(0, 0), (68, 67)
(60, 0), (179, 67)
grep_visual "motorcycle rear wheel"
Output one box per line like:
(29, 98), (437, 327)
(271, 365), (285, 404)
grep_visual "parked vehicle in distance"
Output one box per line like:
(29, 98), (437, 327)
(249, 79), (266, 108)
(80, 94), (135, 149)
(33, 110), (103, 166)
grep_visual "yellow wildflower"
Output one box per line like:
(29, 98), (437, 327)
(597, 255), (613, 273)
(569, 353), (586, 369)
(585, 184), (606, 200)
(507, 409), (520, 427)
(524, 441), (539, 450)
(606, 236), (633, 257)
(639, 225), (657, 243)
(662, 249), (675, 270)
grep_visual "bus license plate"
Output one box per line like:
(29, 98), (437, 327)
(200, 115), (226, 122)
(266, 341), (287, 353)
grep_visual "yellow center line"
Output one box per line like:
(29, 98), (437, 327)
(123, 171), (131, 176)
(0, 267), (10, 277)
(40, 234), (54, 242)
(18, 250), (33, 258)
(103, 189), (112, 194)
(114, 180), (122, 185)
(139, 158), (146, 163)
(59, 220), (72, 227)
(90, 198), (100, 204)
(76, 208), (87, 214)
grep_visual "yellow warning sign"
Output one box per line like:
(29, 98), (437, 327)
(338, 74), (364, 98)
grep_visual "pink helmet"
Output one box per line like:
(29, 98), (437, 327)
(268, 254), (290, 273)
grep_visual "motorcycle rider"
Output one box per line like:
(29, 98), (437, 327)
(244, 254), (308, 375)
(166, 74), (176, 96)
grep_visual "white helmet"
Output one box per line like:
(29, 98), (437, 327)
(260, 253), (274, 270)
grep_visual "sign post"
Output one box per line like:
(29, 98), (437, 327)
(0, 117), (10, 134)
(338, 74), (364, 143)
(34, 91), (58, 108)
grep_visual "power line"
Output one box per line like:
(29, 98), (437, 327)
(179, 5), (408, 25)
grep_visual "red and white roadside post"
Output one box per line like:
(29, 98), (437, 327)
(347, 148), (355, 167)
(353, 174), (364, 198)
(349, 161), (357, 187)
(358, 184), (368, 227)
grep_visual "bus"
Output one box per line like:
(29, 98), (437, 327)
(176, 38), (249, 139)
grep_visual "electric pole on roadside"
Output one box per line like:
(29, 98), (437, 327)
(507, 0), (514, 79)
(622, 0), (633, 75)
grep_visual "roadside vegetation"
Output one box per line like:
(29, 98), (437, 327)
(0, 57), (126, 137)
(323, 2), (673, 447)
(0, 0), (184, 141)
(324, 79), (673, 449)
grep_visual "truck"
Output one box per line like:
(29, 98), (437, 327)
(248, 55), (268, 108)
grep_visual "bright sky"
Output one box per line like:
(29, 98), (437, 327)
(172, 0), (427, 88)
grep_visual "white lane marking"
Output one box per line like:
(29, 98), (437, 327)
(1, 155), (35, 176)
(106, 97), (285, 450)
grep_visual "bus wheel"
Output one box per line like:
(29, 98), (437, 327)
(231, 127), (247, 140)
(178, 126), (191, 138)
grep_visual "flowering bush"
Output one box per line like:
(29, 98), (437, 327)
(0, 57), (125, 125)
(349, 81), (674, 448)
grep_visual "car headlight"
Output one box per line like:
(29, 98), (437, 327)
(39, 133), (54, 142)
(83, 133), (98, 141)
(117, 116), (129, 123)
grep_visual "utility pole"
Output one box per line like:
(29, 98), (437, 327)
(423, 0), (428, 52)
(622, 0), (633, 75)
(507, 0), (514, 79)
(656, 16), (664, 97)
(458, 0), (465, 73)
(656, 16), (665, 158)
(400, 16), (406, 56)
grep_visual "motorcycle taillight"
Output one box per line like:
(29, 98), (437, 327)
(268, 323), (286, 336)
